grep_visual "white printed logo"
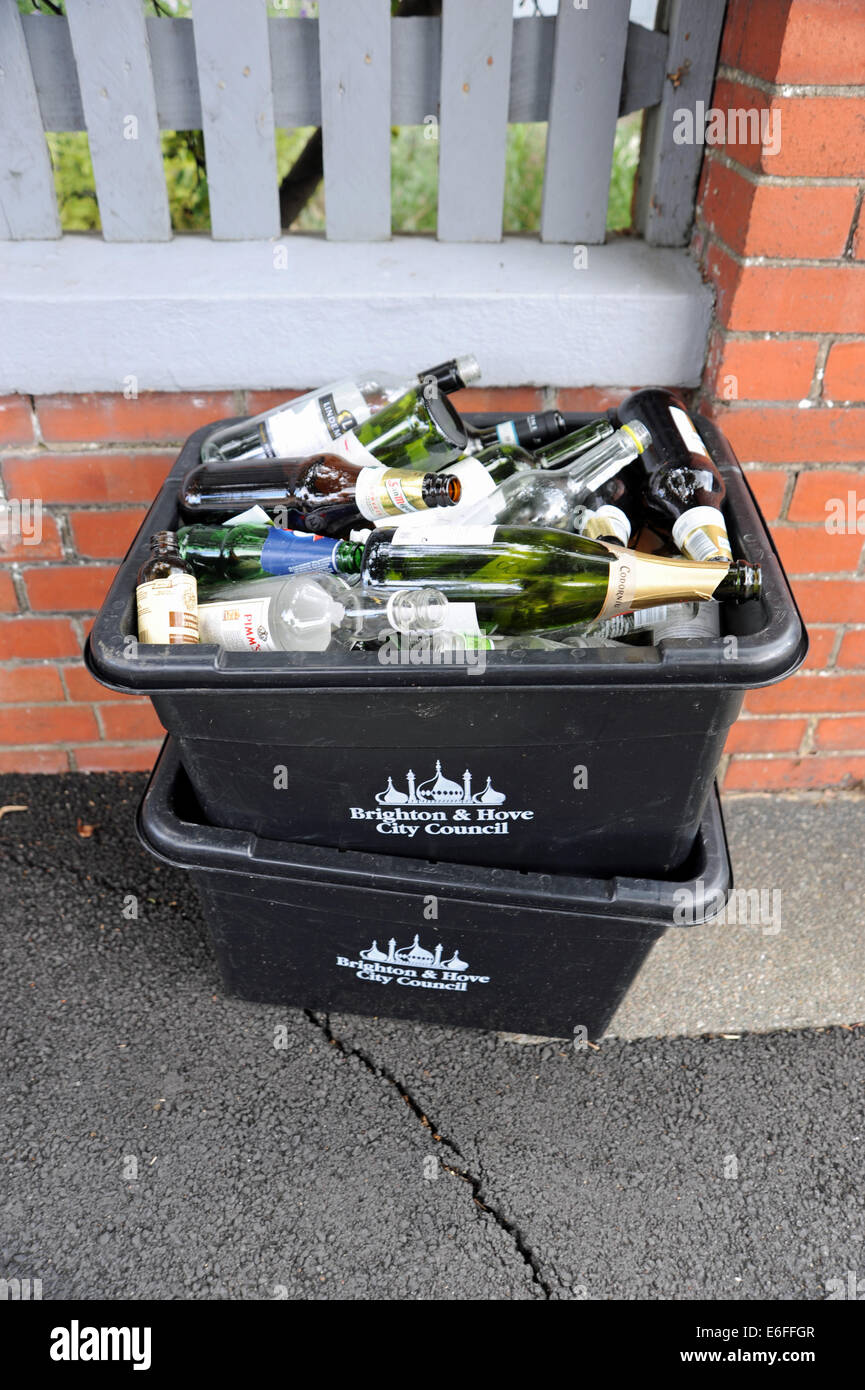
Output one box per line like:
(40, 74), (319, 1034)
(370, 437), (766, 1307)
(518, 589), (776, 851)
(348, 760), (534, 840)
(337, 934), (490, 992)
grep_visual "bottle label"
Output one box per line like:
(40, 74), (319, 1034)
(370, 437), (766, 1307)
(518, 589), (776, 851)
(597, 551), (639, 621)
(670, 405), (710, 460)
(263, 380), (368, 457)
(198, 596), (278, 652)
(260, 528), (342, 575)
(672, 505), (732, 562)
(390, 524), (497, 546)
(332, 430), (382, 469)
(136, 575), (198, 645)
(355, 468), (433, 520)
(496, 420), (519, 447)
(448, 456), (498, 500)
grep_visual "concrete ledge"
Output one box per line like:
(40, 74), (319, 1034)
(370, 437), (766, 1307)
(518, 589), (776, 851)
(0, 234), (712, 394)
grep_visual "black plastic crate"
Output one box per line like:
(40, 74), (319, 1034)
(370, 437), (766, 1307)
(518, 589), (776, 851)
(138, 739), (733, 1038)
(89, 412), (806, 877)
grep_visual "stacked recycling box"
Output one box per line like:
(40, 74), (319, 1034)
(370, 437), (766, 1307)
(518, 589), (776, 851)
(88, 411), (806, 1038)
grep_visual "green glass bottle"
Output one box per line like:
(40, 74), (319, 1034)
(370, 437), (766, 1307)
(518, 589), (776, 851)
(361, 524), (761, 634)
(177, 523), (364, 584)
(335, 383), (468, 470)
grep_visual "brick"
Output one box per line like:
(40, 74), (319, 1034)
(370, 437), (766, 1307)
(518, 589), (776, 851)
(0, 617), (79, 659)
(62, 664), (134, 703)
(837, 628), (865, 667)
(788, 469), (865, 520)
(705, 243), (865, 334)
(98, 702), (165, 740)
(708, 406), (865, 464)
(699, 159), (856, 260)
(0, 511), (63, 562)
(793, 579), (865, 624)
(0, 395), (34, 445)
(710, 78), (865, 178)
(22, 565), (115, 613)
(720, 0), (865, 86)
(0, 748), (69, 773)
(724, 754), (865, 791)
(800, 626), (837, 670)
(770, 524), (864, 575)
(68, 509), (147, 560)
(555, 387), (639, 414)
(725, 717), (807, 754)
(743, 468), (790, 519)
(705, 336), (818, 405)
(2, 453), (174, 506)
(0, 572), (17, 612)
(35, 391), (236, 445)
(0, 667), (65, 703)
(244, 389), (308, 416)
(451, 387), (547, 417)
(0, 703), (99, 745)
(823, 343), (865, 403)
(745, 672), (865, 714)
(73, 742), (161, 773)
(814, 716), (865, 751)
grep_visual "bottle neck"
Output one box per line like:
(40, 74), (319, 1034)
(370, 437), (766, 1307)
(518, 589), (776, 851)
(535, 418), (615, 469)
(598, 547), (760, 617)
(558, 424), (648, 495)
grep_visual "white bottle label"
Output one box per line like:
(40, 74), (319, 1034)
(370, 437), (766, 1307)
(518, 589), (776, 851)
(136, 575), (198, 645)
(331, 430), (381, 469)
(496, 421), (519, 447)
(670, 405), (710, 459)
(672, 505), (732, 561)
(198, 596), (278, 652)
(390, 524), (497, 546)
(264, 380), (369, 458)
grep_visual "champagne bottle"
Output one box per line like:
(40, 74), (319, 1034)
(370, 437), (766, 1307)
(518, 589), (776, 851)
(464, 410), (567, 454)
(201, 355), (479, 464)
(136, 531), (199, 645)
(177, 523), (365, 583)
(616, 388), (732, 561)
(197, 573), (449, 652)
(451, 422), (650, 529)
(361, 524), (761, 634)
(180, 455), (461, 535)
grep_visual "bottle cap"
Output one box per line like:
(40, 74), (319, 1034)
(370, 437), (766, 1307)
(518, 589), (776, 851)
(455, 354), (481, 387)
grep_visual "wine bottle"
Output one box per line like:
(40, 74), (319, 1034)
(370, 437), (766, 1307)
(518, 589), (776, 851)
(196, 573), (450, 653)
(451, 422), (650, 529)
(177, 523), (364, 583)
(201, 355), (480, 464)
(572, 464), (644, 546)
(361, 524), (761, 634)
(136, 531), (199, 645)
(464, 410), (567, 454)
(616, 388), (732, 561)
(180, 455), (461, 535)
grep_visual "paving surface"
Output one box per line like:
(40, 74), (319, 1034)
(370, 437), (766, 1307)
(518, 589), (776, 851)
(1, 771), (863, 1301)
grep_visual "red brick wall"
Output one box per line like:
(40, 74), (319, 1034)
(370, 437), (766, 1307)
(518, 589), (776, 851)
(693, 0), (865, 792)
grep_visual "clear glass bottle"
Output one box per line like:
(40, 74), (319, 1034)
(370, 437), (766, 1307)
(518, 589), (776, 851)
(201, 355), (480, 464)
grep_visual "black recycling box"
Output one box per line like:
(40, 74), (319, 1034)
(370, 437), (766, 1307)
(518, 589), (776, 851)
(88, 412), (807, 878)
(137, 739), (733, 1038)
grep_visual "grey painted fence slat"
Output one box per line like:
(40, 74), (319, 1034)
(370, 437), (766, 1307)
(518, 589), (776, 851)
(192, 0), (279, 241)
(438, 0), (513, 243)
(0, 2), (60, 239)
(318, 0), (391, 242)
(65, 0), (169, 242)
(635, 0), (727, 246)
(21, 14), (669, 133)
(541, 0), (631, 245)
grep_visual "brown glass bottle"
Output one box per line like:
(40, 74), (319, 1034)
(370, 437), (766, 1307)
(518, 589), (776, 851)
(135, 531), (199, 644)
(180, 455), (460, 536)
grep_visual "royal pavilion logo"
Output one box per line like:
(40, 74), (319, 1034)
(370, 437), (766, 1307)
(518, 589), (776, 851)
(375, 759), (506, 807)
(336, 933), (490, 993)
(348, 758), (534, 841)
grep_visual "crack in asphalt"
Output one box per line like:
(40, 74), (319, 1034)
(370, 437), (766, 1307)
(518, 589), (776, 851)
(303, 1009), (553, 1299)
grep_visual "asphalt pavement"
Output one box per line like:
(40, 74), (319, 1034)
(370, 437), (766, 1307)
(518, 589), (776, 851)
(1, 770), (863, 1300)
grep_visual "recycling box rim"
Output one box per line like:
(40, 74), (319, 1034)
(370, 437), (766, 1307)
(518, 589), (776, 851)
(138, 739), (733, 929)
(85, 411), (808, 694)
